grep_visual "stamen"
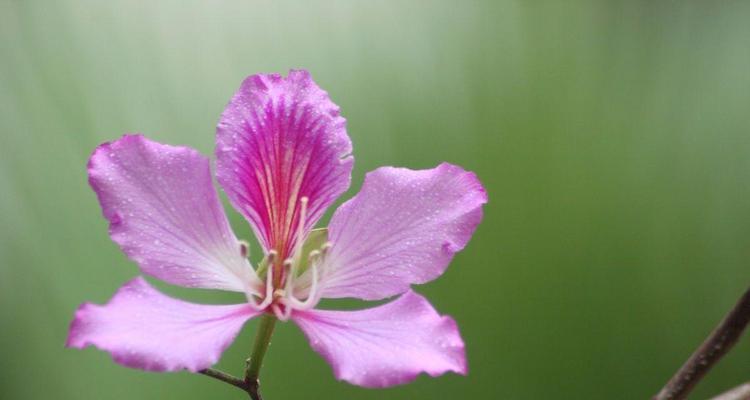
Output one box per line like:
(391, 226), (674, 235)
(308, 250), (321, 264)
(248, 262), (274, 310)
(282, 258), (294, 289)
(274, 264), (295, 322)
(265, 197), (322, 317)
(285, 261), (319, 310)
(275, 299), (293, 321)
(268, 258), (297, 321)
(267, 250), (278, 265)
(271, 303), (290, 321)
(321, 241), (333, 256)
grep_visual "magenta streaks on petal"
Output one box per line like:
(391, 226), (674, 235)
(87, 134), (259, 292)
(66, 277), (260, 372)
(292, 290), (467, 388)
(215, 70), (353, 257)
(317, 163), (487, 300)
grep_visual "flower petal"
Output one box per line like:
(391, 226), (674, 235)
(88, 134), (259, 293)
(216, 70), (353, 257)
(292, 290), (466, 388)
(317, 163), (487, 300)
(66, 277), (260, 372)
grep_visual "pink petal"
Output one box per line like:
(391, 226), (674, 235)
(216, 70), (353, 258)
(88, 134), (259, 292)
(292, 290), (467, 388)
(318, 163), (487, 300)
(66, 277), (260, 372)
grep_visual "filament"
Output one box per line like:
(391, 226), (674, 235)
(247, 250), (277, 310)
(285, 260), (319, 310)
(248, 264), (274, 310)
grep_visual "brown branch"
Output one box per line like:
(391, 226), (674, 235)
(199, 368), (261, 400)
(652, 287), (750, 400)
(197, 315), (276, 399)
(710, 383), (750, 400)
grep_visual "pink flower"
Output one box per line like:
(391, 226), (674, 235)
(66, 70), (487, 388)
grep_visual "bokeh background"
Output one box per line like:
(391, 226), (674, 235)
(2, 1), (750, 399)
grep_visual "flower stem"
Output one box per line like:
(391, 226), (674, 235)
(652, 286), (750, 400)
(244, 314), (278, 399)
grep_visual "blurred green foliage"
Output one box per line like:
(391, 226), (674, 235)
(2, 1), (750, 399)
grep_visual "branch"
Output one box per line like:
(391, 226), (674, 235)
(197, 314), (277, 400)
(199, 368), (249, 392)
(652, 287), (750, 400)
(199, 368), (263, 400)
(710, 383), (750, 400)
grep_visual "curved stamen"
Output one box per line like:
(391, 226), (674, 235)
(307, 249), (321, 267)
(285, 259), (319, 310)
(266, 261), (295, 321)
(271, 303), (288, 320)
(260, 199), (322, 317)
(320, 241), (332, 257)
(247, 251), (277, 310)
(282, 258), (295, 290)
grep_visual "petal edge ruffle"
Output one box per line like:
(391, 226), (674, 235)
(216, 70), (353, 258)
(316, 163), (487, 300)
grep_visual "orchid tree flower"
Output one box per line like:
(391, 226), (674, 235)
(67, 70), (487, 398)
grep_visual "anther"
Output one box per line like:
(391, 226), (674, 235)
(298, 197), (309, 235)
(239, 240), (250, 258)
(267, 249), (278, 264)
(321, 242), (333, 256)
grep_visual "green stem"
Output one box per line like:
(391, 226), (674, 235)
(243, 313), (277, 398)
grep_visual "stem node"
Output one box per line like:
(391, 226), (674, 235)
(199, 314), (277, 400)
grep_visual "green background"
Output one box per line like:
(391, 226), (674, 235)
(2, 1), (750, 399)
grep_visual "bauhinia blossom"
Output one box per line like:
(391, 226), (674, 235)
(66, 70), (487, 388)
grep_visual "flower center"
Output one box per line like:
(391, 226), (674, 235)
(247, 196), (329, 320)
